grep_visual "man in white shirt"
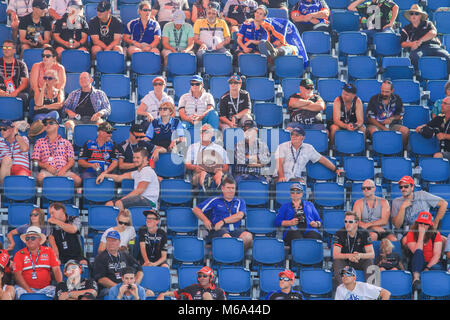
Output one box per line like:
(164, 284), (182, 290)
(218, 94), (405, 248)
(97, 147), (159, 209)
(335, 266), (391, 300)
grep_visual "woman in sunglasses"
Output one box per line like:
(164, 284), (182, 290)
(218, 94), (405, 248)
(6, 208), (50, 252)
(32, 69), (64, 122)
(98, 209), (136, 254)
(30, 46), (66, 96)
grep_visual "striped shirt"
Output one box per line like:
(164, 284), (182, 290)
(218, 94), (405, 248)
(0, 136), (30, 169)
(31, 135), (74, 170)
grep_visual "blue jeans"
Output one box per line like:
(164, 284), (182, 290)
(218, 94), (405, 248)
(258, 40), (295, 57)
(182, 109), (220, 130)
(409, 44), (450, 73)
(411, 249), (443, 273)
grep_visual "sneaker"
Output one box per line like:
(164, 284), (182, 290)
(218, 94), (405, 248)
(412, 279), (421, 292)
(265, 41), (277, 58)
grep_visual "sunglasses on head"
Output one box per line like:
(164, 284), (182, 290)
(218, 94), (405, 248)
(399, 184), (411, 190)
(344, 220), (356, 224)
(43, 76), (54, 81)
(361, 186), (373, 191)
(190, 82), (202, 86)
(25, 236), (39, 241)
(118, 221), (130, 226)
(279, 277), (291, 281)
(153, 82), (164, 86)
(42, 54), (53, 59)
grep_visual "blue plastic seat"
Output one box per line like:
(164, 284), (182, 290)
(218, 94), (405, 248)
(418, 56), (448, 81)
(260, 128), (290, 153)
(291, 239), (324, 269)
(330, 10), (360, 33)
(322, 209), (346, 244)
(252, 237), (285, 270)
(310, 55), (339, 79)
(343, 156), (375, 183)
(237, 180), (269, 207)
(299, 268), (333, 298)
(166, 207), (198, 237)
(440, 213), (450, 237)
(338, 31), (368, 56)
(419, 157), (450, 184)
(274, 55), (304, 79)
(167, 52), (197, 76)
(218, 267), (252, 299)
(131, 52), (161, 75)
(253, 103), (283, 127)
(306, 156), (337, 184)
(84, 3), (97, 20)
(3, 176), (36, 204)
(238, 54), (267, 77)
(259, 267), (285, 298)
(177, 265), (203, 289)
(119, 4), (139, 25)
(427, 80), (447, 105)
(245, 77), (275, 102)
(8, 204), (39, 228)
(140, 266), (171, 294)
(409, 131), (440, 159)
(302, 31), (331, 55)
(372, 131), (403, 157)
(82, 177), (115, 206)
(154, 153), (185, 179)
(20, 293), (53, 300)
(0, 2), (7, 23)
(100, 74), (131, 99)
(136, 74), (159, 101)
(427, 184), (450, 204)
(73, 124), (98, 149)
(420, 270), (450, 299)
(112, 125), (131, 144)
(382, 65), (415, 80)
(403, 105), (431, 129)
(304, 129), (329, 154)
(347, 55), (377, 80)
(203, 53), (233, 76)
(313, 182), (345, 208)
(0, 97), (23, 120)
(22, 48), (43, 71)
(434, 11), (450, 34)
(96, 51), (126, 74)
(173, 75), (192, 102)
(267, 7), (289, 19)
(108, 99), (135, 124)
(61, 50), (90, 73)
(127, 206), (148, 229)
(88, 205), (119, 232)
(246, 209), (277, 237)
(380, 157), (413, 184)
(0, 25), (12, 46)
(427, 0), (450, 11)
(281, 77), (302, 107)
(443, 34), (450, 50)
(317, 78), (345, 103)
(354, 79), (382, 103)
(65, 72), (81, 95)
(209, 76), (229, 101)
(326, 0), (350, 9)
(172, 236), (205, 267)
(212, 237), (245, 267)
(394, 0), (418, 10)
(373, 32), (401, 57)
(334, 130), (365, 155)
(392, 79), (421, 105)
(160, 179), (193, 207)
(42, 176), (75, 204)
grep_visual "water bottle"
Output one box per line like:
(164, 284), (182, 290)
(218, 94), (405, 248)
(32, 160), (39, 176)
(33, 32), (40, 44)
(75, 114), (81, 120)
(69, 38), (74, 48)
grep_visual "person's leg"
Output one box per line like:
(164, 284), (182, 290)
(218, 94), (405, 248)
(391, 124), (409, 149)
(0, 156), (12, 185)
(303, 230), (322, 240)
(239, 230), (253, 251)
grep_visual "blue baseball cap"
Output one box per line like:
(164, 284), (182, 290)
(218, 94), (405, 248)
(191, 75), (203, 83)
(0, 120), (13, 128)
(340, 266), (356, 277)
(106, 230), (121, 240)
(290, 183), (305, 192)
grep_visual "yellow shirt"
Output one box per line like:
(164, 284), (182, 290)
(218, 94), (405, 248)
(193, 18), (230, 49)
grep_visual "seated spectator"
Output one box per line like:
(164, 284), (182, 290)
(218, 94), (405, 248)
(275, 183), (322, 247)
(55, 260), (98, 300)
(265, 269), (304, 300)
(275, 125), (343, 182)
(185, 123), (230, 189)
(30, 46), (66, 96)
(375, 238), (404, 271)
(98, 147), (160, 210)
(88, 0), (124, 59)
(288, 78), (326, 131)
(193, 2), (231, 65)
(161, 10), (195, 66)
(329, 83), (365, 146)
(32, 69), (64, 122)
(236, 5), (268, 56)
(31, 116), (82, 187)
(0, 40), (30, 107)
(191, 0), (209, 23)
(6, 208), (51, 252)
(92, 230), (143, 299)
(257, 0), (288, 15)
(406, 212), (444, 292)
(78, 121), (118, 179)
(193, 177), (253, 249)
(47, 202), (88, 265)
(332, 211), (375, 285)
(290, 0), (330, 35)
(13, 226), (63, 299)
(138, 209), (169, 267)
(391, 176), (448, 246)
(98, 209), (136, 255)
(123, 1), (161, 57)
(218, 75), (253, 130)
(116, 123), (156, 174)
(18, 0), (52, 53)
(416, 96), (450, 161)
(137, 76), (174, 126)
(367, 79), (409, 148)
(400, 5), (450, 74)
(233, 120), (271, 184)
(7, 0), (34, 40)
(52, 0), (90, 58)
(352, 179), (396, 242)
(49, 0), (74, 20)
(431, 81), (450, 118)
(178, 75), (219, 129)
(151, 0), (191, 31)
(108, 267), (150, 300)
(0, 120), (31, 185)
(144, 101), (186, 156)
(0, 252), (15, 300)
(63, 72), (111, 132)
(223, 0), (258, 34)
(347, 0), (398, 41)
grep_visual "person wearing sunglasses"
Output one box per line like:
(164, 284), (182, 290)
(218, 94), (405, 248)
(401, 4), (450, 74)
(98, 209), (136, 254)
(18, 0), (52, 53)
(265, 269), (304, 300)
(6, 0), (34, 41)
(13, 226), (63, 299)
(0, 120), (31, 185)
(55, 260), (98, 300)
(287, 78), (326, 131)
(335, 266), (390, 300)
(32, 69), (64, 122)
(332, 211), (375, 285)
(6, 208), (50, 253)
(391, 175), (447, 247)
(157, 266), (226, 300)
(352, 179), (396, 242)
(138, 210), (168, 267)
(52, 0), (89, 58)
(137, 76), (174, 126)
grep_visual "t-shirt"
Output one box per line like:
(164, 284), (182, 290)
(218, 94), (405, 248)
(53, 13), (89, 42)
(7, 0), (33, 17)
(116, 139), (156, 173)
(88, 15), (123, 46)
(333, 227), (373, 254)
(162, 22), (194, 50)
(0, 58), (28, 93)
(219, 90), (251, 121)
(237, 21), (268, 49)
(78, 139), (118, 172)
(153, 0), (190, 23)
(75, 91), (96, 117)
(356, 0), (396, 31)
(124, 18), (161, 44)
(400, 20), (440, 47)
(0, 135), (30, 169)
(18, 13), (52, 42)
(288, 93), (325, 124)
(130, 166), (160, 205)
(193, 18), (231, 50)
(367, 93), (404, 123)
(140, 91), (174, 119)
(265, 289), (304, 300)
(406, 231), (442, 263)
(50, 216), (84, 264)
(54, 278), (98, 300)
(196, 196), (246, 231)
(178, 90), (215, 116)
(137, 227), (168, 264)
(101, 227), (136, 248)
(176, 283), (226, 300)
(92, 250), (142, 287)
(335, 282), (382, 300)
(223, 0), (258, 25)
(185, 142), (231, 168)
(275, 141), (322, 180)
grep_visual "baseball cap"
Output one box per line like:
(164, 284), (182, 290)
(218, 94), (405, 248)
(207, 1), (220, 11)
(143, 209), (161, 220)
(398, 175), (414, 186)
(290, 183), (304, 192)
(64, 259), (81, 272)
(97, 0), (111, 12)
(416, 211), (434, 226)
(0, 120), (13, 128)
(191, 75), (203, 83)
(340, 266), (356, 277)
(278, 269), (295, 280)
(106, 230), (121, 240)
(291, 126), (306, 136)
(0, 250), (9, 269)
(300, 78), (314, 88)
(228, 75), (242, 83)
(32, 0), (48, 9)
(343, 83), (357, 94)
(173, 10), (186, 24)
(152, 76), (166, 85)
(197, 266), (214, 276)
(130, 123), (145, 134)
(98, 122), (116, 133)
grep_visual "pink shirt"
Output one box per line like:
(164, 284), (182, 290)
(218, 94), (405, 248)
(31, 135), (74, 170)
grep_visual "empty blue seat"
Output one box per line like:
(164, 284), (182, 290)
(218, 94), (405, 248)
(382, 65), (415, 80)
(0, 97), (23, 120)
(173, 75), (192, 102)
(253, 103), (283, 127)
(0, 25), (12, 46)
(172, 236), (205, 267)
(392, 79), (421, 105)
(299, 268), (333, 298)
(96, 51), (126, 74)
(177, 265), (202, 289)
(317, 78), (345, 103)
(3, 176), (36, 203)
(267, 7), (289, 19)
(310, 55), (339, 79)
(427, 184), (450, 204)
(88, 205), (119, 232)
(302, 31), (331, 55)
(394, 0), (418, 10)
(168, 52), (197, 76)
(409, 131), (440, 158)
(112, 125), (131, 144)
(203, 53), (233, 76)
(419, 157), (450, 184)
(403, 105), (431, 129)
(131, 52), (161, 75)
(304, 129), (329, 154)
(418, 56), (448, 81)
(140, 266), (171, 294)
(338, 31), (368, 56)
(281, 77), (302, 106)
(434, 11), (450, 34)
(154, 153), (185, 178)
(22, 48), (43, 71)
(274, 55), (304, 79)
(8, 204), (38, 228)
(42, 176), (75, 204)
(420, 270), (450, 299)
(252, 237), (285, 270)
(245, 77), (275, 102)
(380, 157), (413, 184)
(238, 54), (267, 77)
(343, 156), (375, 182)
(65, 72), (81, 95)
(440, 213), (450, 237)
(20, 293), (53, 300)
(82, 177), (115, 205)
(160, 179), (193, 207)
(136, 74), (159, 100)
(212, 237), (245, 267)
(322, 209), (346, 243)
(427, 80), (447, 105)
(291, 239), (324, 268)
(237, 180), (269, 207)
(373, 32), (401, 57)
(108, 100), (135, 124)
(166, 207), (198, 237)
(330, 10), (360, 33)
(327, 0), (350, 8)
(84, 3), (97, 21)
(347, 55), (377, 80)
(354, 79), (382, 103)
(246, 209), (277, 237)
(313, 182), (345, 208)
(100, 74), (131, 99)
(73, 124), (98, 149)
(61, 50), (90, 73)
(119, 4), (139, 25)
(218, 267), (251, 299)
(334, 130), (365, 155)
(306, 156), (337, 184)
(209, 76), (229, 101)
(372, 131), (403, 157)
(427, 0), (450, 11)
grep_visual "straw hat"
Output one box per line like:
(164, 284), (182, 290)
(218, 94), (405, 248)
(20, 226), (47, 245)
(403, 4), (428, 22)
(28, 120), (45, 137)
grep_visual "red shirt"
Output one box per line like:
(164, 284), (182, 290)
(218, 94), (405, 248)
(13, 246), (60, 289)
(406, 231), (442, 263)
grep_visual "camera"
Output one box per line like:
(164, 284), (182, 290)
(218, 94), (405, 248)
(127, 284), (133, 290)
(294, 208), (305, 226)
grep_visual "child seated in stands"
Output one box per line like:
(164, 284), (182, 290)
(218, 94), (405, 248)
(375, 238), (404, 271)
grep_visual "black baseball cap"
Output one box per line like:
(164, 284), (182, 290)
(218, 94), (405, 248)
(343, 83), (357, 94)
(143, 209), (161, 220)
(97, 0), (111, 12)
(300, 78), (314, 88)
(130, 123), (145, 134)
(32, 0), (48, 9)
(98, 122), (116, 133)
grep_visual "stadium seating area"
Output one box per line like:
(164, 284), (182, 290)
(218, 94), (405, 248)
(0, 0), (450, 300)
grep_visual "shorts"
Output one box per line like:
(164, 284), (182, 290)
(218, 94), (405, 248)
(205, 227), (247, 243)
(10, 164), (32, 176)
(15, 285), (55, 299)
(39, 169), (77, 179)
(120, 195), (155, 209)
(367, 123), (404, 132)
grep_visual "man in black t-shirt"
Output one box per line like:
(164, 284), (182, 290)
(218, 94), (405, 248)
(332, 211), (375, 285)
(18, 0), (52, 53)
(55, 260), (98, 300)
(138, 209), (168, 267)
(219, 75), (253, 131)
(88, 0), (124, 58)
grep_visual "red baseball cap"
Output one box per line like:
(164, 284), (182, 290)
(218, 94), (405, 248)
(0, 250), (9, 269)
(278, 269), (295, 280)
(398, 175), (415, 185)
(416, 211), (433, 226)
(197, 266), (214, 277)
